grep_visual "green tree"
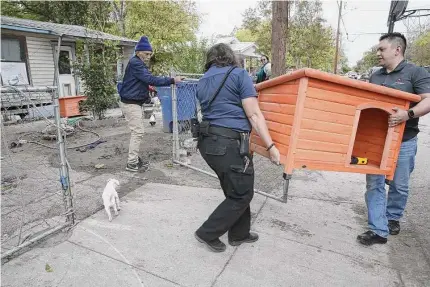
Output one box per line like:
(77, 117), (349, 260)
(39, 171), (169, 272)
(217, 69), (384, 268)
(235, 28), (257, 42)
(288, 22), (336, 70)
(354, 46), (379, 74)
(286, 1), (337, 70)
(73, 41), (119, 119)
(339, 49), (351, 74)
(240, 0), (343, 71)
(0, 1), (111, 27)
(409, 30), (430, 66)
(124, 0), (200, 74)
(111, 0), (127, 37)
(156, 38), (208, 74)
(241, 2), (272, 56)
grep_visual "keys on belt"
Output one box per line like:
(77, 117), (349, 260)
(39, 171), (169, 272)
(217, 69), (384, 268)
(243, 156), (250, 173)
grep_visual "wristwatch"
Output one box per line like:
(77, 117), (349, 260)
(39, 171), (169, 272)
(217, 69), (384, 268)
(407, 109), (415, 119)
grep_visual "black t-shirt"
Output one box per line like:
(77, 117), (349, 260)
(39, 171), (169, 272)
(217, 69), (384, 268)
(369, 60), (430, 141)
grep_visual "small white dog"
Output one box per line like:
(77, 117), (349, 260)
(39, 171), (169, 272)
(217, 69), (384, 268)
(102, 178), (120, 221)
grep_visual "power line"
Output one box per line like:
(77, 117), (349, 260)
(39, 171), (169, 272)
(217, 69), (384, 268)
(338, 1), (363, 42)
(345, 6), (430, 12)
(333, 1), (342, 74)
(346, 31), (423, 35)
(340, 12), (350, 41)
(347, 32), (385, 35)
(337, 3), (430, 40)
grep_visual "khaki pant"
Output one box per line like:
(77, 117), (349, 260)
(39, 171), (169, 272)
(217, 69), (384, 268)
(120, 102), (144, 164)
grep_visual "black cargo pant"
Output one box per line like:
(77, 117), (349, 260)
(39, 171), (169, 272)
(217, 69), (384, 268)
(195, 134), (254, 242)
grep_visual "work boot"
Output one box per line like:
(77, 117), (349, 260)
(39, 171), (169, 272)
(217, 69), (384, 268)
(138, 157), (150, 169)
(194, 232), (226, 253)
(388, 220), (400, 235)
(229, 232), (259, 246)
(357, 231), (387, 246)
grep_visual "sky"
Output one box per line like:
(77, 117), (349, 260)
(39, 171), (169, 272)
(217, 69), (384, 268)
(195, 0), (430, 67)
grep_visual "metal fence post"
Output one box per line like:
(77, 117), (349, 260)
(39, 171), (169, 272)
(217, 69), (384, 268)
(0, 85), (74, 262)
(53, 93), (75, 224)
(53, 36), (75, 224)
(166, 70), (291, 204)
(170, 69), (180, 162)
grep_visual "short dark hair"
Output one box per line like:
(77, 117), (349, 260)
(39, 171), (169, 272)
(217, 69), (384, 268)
(379, 32), (407, 55)
(204, 43), (239, 71)
(261, 54), (270, 62)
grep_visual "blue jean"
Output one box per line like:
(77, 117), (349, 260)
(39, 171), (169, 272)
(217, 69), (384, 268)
(365, 136), (417, 238)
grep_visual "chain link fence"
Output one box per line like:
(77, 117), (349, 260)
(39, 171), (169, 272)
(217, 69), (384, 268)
(1, 86), (74, 261)
(157, 74), (201, 162)
(165, 71), (288, 202)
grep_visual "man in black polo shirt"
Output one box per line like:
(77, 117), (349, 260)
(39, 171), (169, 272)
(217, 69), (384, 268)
(357, 33), (430, 246)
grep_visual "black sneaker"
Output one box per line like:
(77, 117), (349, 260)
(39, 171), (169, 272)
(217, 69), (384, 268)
(357, 231), (387, 246)
(126, 162), (139, 172)
(388, 220), (400, 235)
(138, 157), (150, 171)
(229, 232), (259, 246)
(194, 232), (226, 253)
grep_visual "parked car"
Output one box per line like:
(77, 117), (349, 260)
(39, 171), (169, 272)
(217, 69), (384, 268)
(359, 73), (370, 82)
(369, 66), (382, 75)
(346, 71), (359, 79)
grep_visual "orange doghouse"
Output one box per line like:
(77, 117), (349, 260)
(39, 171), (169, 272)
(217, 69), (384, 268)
(251, 69), (421, 201)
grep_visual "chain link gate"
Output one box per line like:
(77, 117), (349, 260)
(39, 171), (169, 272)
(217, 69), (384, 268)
(166, 71), (289, 202)
(1, 86), (74, 262)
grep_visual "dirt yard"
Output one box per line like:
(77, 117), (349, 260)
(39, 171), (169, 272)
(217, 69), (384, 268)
(1, 110), (221, 251)
(1, 108), (292, 254)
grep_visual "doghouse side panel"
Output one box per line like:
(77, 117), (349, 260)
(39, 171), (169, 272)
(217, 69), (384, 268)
(294, 85), (357, 166)
(251, 80), (300, 163)
(387, 102), (410, 179)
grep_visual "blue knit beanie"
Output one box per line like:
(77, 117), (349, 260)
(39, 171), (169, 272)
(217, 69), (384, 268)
(135, 36), (153, 52)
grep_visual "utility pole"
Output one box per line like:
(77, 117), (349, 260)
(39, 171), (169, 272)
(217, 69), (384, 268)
(271, 1), (289, 77)
(333, 1), (342, 74)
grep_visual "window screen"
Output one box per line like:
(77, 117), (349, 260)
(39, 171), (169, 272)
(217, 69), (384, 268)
(1, 38), (22, 62)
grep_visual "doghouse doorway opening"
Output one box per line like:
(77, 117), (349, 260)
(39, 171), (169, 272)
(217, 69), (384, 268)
(351, 108), (389, 168)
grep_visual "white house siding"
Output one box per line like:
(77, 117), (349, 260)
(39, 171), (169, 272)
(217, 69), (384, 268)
(26, 36), (55, 87)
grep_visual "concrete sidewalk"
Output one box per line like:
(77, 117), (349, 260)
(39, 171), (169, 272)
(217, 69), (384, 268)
(2, 177), (430, 287)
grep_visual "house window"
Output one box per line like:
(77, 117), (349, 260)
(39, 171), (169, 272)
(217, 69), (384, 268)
(59, 51), (72, 74)
(1, 38), (24, 62)
(0, 36), (30, 85)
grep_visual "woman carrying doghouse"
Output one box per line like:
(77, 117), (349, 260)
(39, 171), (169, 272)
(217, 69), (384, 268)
(193, 43), (280, 252)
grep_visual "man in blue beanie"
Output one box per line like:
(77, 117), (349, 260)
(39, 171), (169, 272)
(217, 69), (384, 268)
(119, 36), (183, 172)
